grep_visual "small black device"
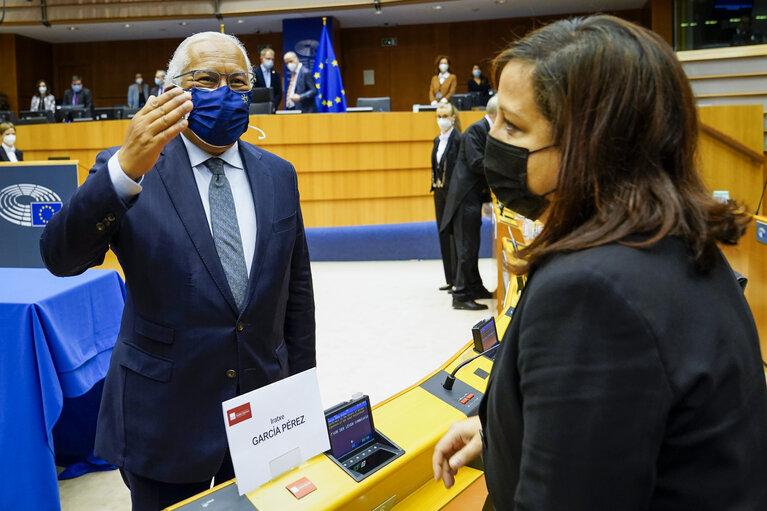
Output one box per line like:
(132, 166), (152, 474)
(324, 395), (404, 482)
(472, 317), (499, 359)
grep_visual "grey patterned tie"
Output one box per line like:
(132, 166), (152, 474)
(204, 157), (248, 311)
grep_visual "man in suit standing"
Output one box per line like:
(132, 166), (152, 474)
(440, 96), (498, 310)
(149, 70), (166, 97)
(283, 51), (317, 113)
(127, 72), (150, 108)
(254, 47), (282, 113)
(41, 32), (316, 511)
(61, 75), (94, 115)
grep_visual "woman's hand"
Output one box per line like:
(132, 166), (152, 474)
(432, 416), (483, 489)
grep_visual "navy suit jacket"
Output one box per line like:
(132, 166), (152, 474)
(0, 147), (22, 161)
(254, 65), (283, 112)
(40, 135), (316, 483)
(286, 66), (317, 113)
(61, 87), (94, 113)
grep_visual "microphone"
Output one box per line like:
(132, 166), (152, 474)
(443, 343), (500, 390)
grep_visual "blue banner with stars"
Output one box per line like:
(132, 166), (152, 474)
(312, 20), (347, 113)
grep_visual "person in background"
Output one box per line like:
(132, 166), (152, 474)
(433, 15), (767, 510)
(61, 75), (94, 114)
(440, 96), (498, 310)
(429, 55), (456, 106)
(150, 70), (166, 96)
(254, 47), (282, 113)
(127, 72), (150, 109)
(41, 31), (315, 510)
(0, 122), (22, 162)
(30, 79), (56, 113)
(283, 51), (317, 113)
(431, 103), (462, 294)
(467, 64), (492, 107)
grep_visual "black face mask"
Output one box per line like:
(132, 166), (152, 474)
(484, 134), (555, 221)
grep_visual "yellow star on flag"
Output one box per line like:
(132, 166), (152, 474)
(332, 60), (338, 67)
(314, 72), (320, 79)
(341, 89), (345, 95)
(319, 63), (324, 69)
(315, 83), (320, 89)
(335, 97), (341, 103)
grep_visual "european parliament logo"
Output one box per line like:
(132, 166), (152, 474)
(0, 184), (63, 227)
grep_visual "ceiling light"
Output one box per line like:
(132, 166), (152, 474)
(179, 21), (189, 26)
(373, 0), (382, 14)
(433, 5), (443, 10)
(67, 26), (77, 31)
(124, 24), (131, 28)
(495, 0), (507, 4)
(236, 19), (245, 24)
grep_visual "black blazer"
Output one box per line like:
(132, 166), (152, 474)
(0, 147), (22, 161)
(430, 129), (462, 192)
(440, 118), (490, 232)
(61, 88), (94, 113)
(480, 237), (767, 510)
(254, 65), (283, 112)
(286, 66), (317, 113)
(40, 136), (316, 483)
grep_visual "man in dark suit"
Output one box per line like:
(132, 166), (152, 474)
(61, 75), (94, 115)
(283, 51), (317, 113)
(440, 96), (497, 310)
(254, 47), (282, 113)
(41, 32), (315, 511)
(149, 70), (166, 97)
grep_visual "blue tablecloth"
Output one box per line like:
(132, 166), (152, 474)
(0, 268), (125, 510)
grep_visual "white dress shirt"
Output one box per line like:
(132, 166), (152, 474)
(436, 127), (453, 164)
(107, 133), (258, 275)
(260, 64), (272, 89)
(2, 144), (17, 163)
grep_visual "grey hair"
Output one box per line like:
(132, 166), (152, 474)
(166, 32), (252, 87)
(486, 95), (498, 115)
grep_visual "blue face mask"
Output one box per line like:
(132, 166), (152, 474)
(187, 86), (252, 147)
(72, 84), (82, 93)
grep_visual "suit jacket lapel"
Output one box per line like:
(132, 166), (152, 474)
(239, 142), (273, 306)
(155, 136), (239, 314)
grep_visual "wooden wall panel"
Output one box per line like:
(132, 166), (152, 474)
(340, 9), (649, 112)
(14, 35), (54, 113)
(0, 35), (19, 114)
(697, 105), (764, 211)
(51, 33), (283, 109)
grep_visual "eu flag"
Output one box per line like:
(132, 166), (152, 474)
(31, 202), (62, 226)
(313, 18), (347, 113)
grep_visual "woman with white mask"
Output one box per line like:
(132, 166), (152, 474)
(0, 122), (22, 162)
(31, 79), (56, 113)
(430, 103), (462, 293)
(429, 55), (457, 106)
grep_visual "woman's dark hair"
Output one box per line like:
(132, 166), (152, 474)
(35, 79), (50, 98)
(434, 55), (451, 74)
(492, 15), (749, 272)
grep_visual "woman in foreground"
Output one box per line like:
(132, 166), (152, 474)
(433, 15), (767, 510)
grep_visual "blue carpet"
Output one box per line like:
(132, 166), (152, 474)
(305, 218), (493, 261)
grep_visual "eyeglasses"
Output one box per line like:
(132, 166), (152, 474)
(173, 70), (254, 91)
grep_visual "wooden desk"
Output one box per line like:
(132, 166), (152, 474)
(19, 112), (484, 228)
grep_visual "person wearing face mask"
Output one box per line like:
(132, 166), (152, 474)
(254, 47), (282, 113)
(283, 51), (317, 113)
(467, 64), (491, 107)
(41, 31), (315, 510)
(434, 15), (767, 510)
(127, 72), (150, 109)
(0, 122), (22, 162)
(30, 79), (56, 113)
(440, 96), (498, 310)
(429, 55), (456, 106)
(431, 103), (463, 294)
(61, 75), (93, 115)
(149, 70), (166, 97)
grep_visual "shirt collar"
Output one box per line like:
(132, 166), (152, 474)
(439, 72), (450, 80)
(439, 127), (453, 141)
(485, 115), (493, 129)
(181, 133), (244, 171)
